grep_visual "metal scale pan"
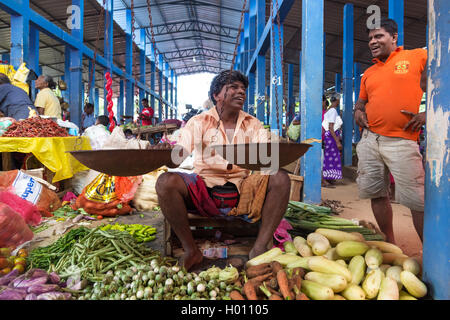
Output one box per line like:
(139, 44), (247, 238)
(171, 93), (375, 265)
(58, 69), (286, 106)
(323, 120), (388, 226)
(210, 142), (312, 171)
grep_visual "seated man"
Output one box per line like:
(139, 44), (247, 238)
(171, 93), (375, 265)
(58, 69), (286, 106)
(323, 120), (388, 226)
(154, 70), (291, 271)
(0, 73), (37, 120)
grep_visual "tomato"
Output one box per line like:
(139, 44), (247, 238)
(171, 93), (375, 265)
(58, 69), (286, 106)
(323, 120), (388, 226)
(12, 264), (24, 274)
(6, 256), (15, 267)
(17, 249), (28, 258)
(0, 257), (8, 269)
(97, 215), (103, 220)
(1, 267), (11, 276)
(0, 248), (11, 257)
(14, 257), (27, 267)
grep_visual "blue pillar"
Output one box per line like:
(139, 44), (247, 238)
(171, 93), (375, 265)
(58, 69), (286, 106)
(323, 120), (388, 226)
(139, 29), (146, 111)
(118, 79), (124, 123)
(103, 0), (113, 116)
(174, 75), (178, 119)
(297, 50), (301, 127)
(335, 73), (342, 93)
(243, 12), (250, 112)
(125, 8), (134, 122)
(342, 3), (354, 167)
(389, 0), (404, 47)
(269, 4), (283, 136)
(353, 62), (361, 143)
(164, 62), (169, 120)
(255, 0), (265, 123)
(63, 46), (70, 104)
(300, 0), (324, 204)
(423, 0), (450, 300)
(158, 55), (163, 122)
(88, 60), (95, 105)
(67, 0), (84, 127)
(28, 25), (39, 100)
(266, 85), (270, 125)
(170, 69), (174, 118)
(94, 88), (99, 114)
(10, 6), (29, 70)
(287, 63), (294, 125)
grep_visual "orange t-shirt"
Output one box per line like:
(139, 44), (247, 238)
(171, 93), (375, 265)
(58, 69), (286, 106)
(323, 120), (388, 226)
(176, 107), (270, 191)
(359, 46), (427, 141)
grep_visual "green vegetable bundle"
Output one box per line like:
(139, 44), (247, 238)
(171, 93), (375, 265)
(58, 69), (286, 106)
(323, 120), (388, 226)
(100, 223), (157, 242)
(284, 201), (384, 241)
(27, 227), (91, 270)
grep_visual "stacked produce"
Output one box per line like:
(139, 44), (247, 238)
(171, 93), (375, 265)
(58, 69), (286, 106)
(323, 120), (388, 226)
(100, 223), (157, 243)
(0, 248), (28, 276)
(284, 201), (385, 241)
(72, 264), (240, 300)
(0, 268), (72, 300)
(239, 228), (427, 300)
(2, 116), (68, 137)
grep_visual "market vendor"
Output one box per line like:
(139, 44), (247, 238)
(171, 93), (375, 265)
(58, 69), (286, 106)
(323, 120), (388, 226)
(34, 75), (62, 119)
(0, 73), (37, 120)
(139, 98), (154, 126)
(153, 70), (291, 271)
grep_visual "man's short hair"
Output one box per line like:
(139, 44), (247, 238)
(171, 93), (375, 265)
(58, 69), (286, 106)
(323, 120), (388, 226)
(97, 115), (109, 127)
(142, 98), (148, 103)
(85, 103), (94, 110)
(367, 17), (398, 38)
(0, 73), (11, 85)
(209, 70), (249, 105)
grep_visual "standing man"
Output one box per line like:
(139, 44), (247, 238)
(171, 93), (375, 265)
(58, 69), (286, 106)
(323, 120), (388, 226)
(354, 18), (427, 244)
(34, 75), (61, 119)
(139, 98), (154, 126)
(81, 103), (96, 132)
(154, 70), (291, 271)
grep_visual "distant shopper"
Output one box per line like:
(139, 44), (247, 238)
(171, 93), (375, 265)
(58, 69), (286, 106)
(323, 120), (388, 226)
(81, 103), (95, 132)
(0, 73), (37, 120)
(322, 93), (343, 184)
(34, 75), (62, 119)
(139, 98), (154, 126)
(354, 18), (427, 243)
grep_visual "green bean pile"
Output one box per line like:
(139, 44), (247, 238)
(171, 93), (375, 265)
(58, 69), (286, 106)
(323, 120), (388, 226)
(51, 227), (176, 282)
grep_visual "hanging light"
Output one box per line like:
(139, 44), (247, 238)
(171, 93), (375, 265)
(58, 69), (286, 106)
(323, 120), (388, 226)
(193, 56), (197, 62)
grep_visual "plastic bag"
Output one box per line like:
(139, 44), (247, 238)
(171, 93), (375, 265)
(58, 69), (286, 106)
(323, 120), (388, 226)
(73, 173), (142, 216)
(0, 189), (41, 226)
(132, 167), (167, 211)
(287, 121), (300, 141)
(0, 202), (34, 249)
(102, 126), (149, 150)
(82, 124), (110, 150)
(0, 170), (61, 217)
(272, 219), (293, 251)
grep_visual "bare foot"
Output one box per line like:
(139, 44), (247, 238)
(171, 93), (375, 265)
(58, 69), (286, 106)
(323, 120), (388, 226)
(180, 249), (203, 271)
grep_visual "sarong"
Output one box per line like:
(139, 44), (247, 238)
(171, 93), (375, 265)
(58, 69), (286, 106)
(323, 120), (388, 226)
(322, 130), (343, 180)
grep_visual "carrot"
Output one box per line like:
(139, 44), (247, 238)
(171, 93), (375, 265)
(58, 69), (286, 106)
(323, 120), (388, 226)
(271, 261), (283, 276)
(277, 269), (294, 300)
(296, 292), (310, 300)
(230, 290), (245, 300)
(291, 274), (302, 292)
(248, 272), (273, 285)
(269, 294), (283, 300)
(246, 263), (272, 278)
(292, 267), (305, 278)
(265, 277), (278, 290)
(243, 281), (258, 300)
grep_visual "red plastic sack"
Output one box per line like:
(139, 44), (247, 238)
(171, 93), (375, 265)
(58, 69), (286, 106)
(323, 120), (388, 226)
(0, 189), (41, 226)
(0, 170), (61, 217)
(0, 202), (34, 250)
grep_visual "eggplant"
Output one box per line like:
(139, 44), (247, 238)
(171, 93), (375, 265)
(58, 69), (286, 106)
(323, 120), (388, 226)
(29, 269), (49, 279)
(37, 292), (72, 300)
(0, 269), (19, 286)
(25, 293), (38, 300)
(48, 272), (61, 284)
(0, 288), (27, 300)
(9, 273), (27, 287)
(13, 276), (48, 288)
(27, 284), (60, 294)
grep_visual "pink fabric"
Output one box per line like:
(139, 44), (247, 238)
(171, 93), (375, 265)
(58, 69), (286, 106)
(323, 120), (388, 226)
(272, 219), (293, 250)
(62, 191), (77, 203)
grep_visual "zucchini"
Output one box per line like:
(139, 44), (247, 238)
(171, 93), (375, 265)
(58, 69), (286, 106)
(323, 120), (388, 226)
(286, 256), (313, 270)
(305, 271), (348, 293)
(402, 258), (421, 276)
(324, 247), (343, 261)
(365, 248), (383, 269)
(399, 290), (418, 300)
(377, 276), (399, 300)
(336, 259), (347, 267)
(348, 255), (366, 285)
(308, 256), (352, 282)
(272, 253), (304, 266)
(315, 228), (363, 246)
(300, 280), (334, 300)
(307, 232), (331, 256)
(366, 241), (403, 254)
(400, 270), (427, 298)
(293, 236), (313, 257)
(246, 247), (283, 267)
(362, 268), (384, 299)
(283, 241), (298, 255)
(341, 284), (366, 300)
(385, 266), (403, 290)
(332, 294), (346, 300)
(336, 241), (370, 258)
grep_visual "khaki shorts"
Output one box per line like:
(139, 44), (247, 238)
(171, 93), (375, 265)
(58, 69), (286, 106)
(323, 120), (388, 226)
(356, 129), (424, 212)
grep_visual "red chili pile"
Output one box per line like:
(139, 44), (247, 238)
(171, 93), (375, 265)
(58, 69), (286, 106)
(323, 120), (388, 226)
(2, 117), (69, 138)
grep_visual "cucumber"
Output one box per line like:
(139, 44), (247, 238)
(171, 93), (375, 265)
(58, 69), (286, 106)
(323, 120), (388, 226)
(315, 228), (363, 246)
(341, 284), (366, 300)
(300, 280), (334, 300)
(399, 290), (418, 300)
(286, 256), (313, 269)
(362, 269), (384, 299)
(365, 248), (383, 269)
(385, 266), (403, 290)
(366, 241), (403, 254)
(305, 271), (348, 293)
(402, 258), (421, 276)
(400, 271), (427, 298)
(377, 276), (399, 300)
(308, 256), (352, 282)
(246, 247), (282, 267)
(336, 241), (370, 258)
(348, 255), (366, 285)
(283, 241), (298, 255)
(307, 232), (331, 256)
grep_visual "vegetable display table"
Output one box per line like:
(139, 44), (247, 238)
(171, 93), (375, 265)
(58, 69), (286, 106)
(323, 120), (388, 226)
(0, 136), (92, 182)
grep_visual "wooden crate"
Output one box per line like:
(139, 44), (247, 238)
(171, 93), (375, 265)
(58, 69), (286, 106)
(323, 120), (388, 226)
(288, 174), (304, 202)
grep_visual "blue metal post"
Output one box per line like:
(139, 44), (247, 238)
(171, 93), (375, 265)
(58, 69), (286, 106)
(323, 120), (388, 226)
(297, 50), (301, 127)
(88, 60), (95, 105)
(94, 88), (99, 114)
(287, 63), (294, 125)
(170, 69), (174, 118)
(158, 55), (163, 122)
(139, 29), (146, 112)
(103, 0), (113, 116)
(63, 46), (70, 105)
(28, 25), (39, 101)
(125, 8), (134, 122)
(353, 62), (361, 143)
(174, 75), (178, 119)
(67, 0), (84, 127)
(243, 12), (250, 112)
(164, 62), (169, 119)
(423, 0), (450, 300)
(256, 0), (266, 122)
(118, 79), (124, 123)
(335, 73), (342, 93)
(389, 0), (404, 47)
(247, 0), (257, 117)
(149, 43), (156, 110)
(342, 3), (354, 167)
(10, 5), (29, 70)
(266, 85), (270, 125)
(300, 0), (324, 204)
(269, 1), (283, 136)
